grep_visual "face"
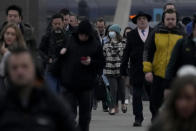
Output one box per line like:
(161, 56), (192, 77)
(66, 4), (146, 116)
(7, 10), (21, 24)
(137, 16), (149, 30)
(78, 34), (89, 42)
(52, 18), (64, 30)
(63, 14), (70, 27)
(4, 27), (17, 46)
(175, 85), (196, 119)
(165, 5), (176, 11)
(164, 13), (177, 29)
(70, 16), (78, 27)
(125, 29), (132, 37)
(8, 53), (36, 88)
(96, 21), (105, 34)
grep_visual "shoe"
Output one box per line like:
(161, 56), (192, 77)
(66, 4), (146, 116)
(121, 104), (127, 113)
(103, 108), (109, 112)
(133, 120), (142, 127)
(115, 106), (119, 113)
(109, 108), (116, 115)
(92, 102), (98, 110)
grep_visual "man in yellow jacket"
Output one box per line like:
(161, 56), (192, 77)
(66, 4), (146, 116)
(143, 9), (185, 120)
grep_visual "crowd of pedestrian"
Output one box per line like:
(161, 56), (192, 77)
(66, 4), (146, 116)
(0, 2), (196, 131)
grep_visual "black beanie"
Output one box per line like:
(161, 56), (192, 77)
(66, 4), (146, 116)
(78, 20), (93, 35)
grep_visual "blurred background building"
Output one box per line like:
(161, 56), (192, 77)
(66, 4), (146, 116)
(0, 0), (196, 42)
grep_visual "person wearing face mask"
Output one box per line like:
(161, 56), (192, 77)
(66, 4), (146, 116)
(165, 19), (196, 97)
(39, 14), (67, 93)
(103, 24), (126, 115)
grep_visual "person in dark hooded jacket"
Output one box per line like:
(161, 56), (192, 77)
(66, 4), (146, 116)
(55, 20), (105, 131)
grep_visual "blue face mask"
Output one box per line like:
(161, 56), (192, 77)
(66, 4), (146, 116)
(193, 37), (196, 43)
(109, 31), (116, 39)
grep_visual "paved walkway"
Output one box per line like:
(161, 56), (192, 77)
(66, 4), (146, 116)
(90, 102), (151, 131)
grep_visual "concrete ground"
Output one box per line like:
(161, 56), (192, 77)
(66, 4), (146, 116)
(90, 101), (151, 131)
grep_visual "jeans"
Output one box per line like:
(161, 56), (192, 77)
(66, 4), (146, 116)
(44, 72), (60, 93)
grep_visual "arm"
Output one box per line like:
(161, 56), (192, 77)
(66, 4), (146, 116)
(165, 39), (183, 89)
(143, 30), (156, 73)
(39, 34), (50, 63)
(91, 43), (106, 76)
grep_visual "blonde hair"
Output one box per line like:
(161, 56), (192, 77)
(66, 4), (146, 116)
(0, 23), (26, 49)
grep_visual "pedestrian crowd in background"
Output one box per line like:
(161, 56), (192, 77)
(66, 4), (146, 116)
(0, 2), (196, 131)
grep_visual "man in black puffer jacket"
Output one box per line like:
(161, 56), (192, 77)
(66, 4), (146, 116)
(55, 20), (105, 131)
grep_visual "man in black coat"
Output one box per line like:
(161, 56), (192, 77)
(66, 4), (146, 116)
(121, 12), (153, 126)
(39, 14), (67, 93)
(0, 47), (78, 131)
(55, 20), (105, 131)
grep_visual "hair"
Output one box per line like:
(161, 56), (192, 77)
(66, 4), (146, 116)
(163, 2), (176, 11)
(123, 26), (132, 38)
(70, 13), (78, 21)
(6, 5), (22, 17)
(105, 25), (111, 36)
(0, 23), (26, 50)
(156, 75), (196, 131)
(59, 8), (70, 16)
(107, 30), (122, 43)
(51, 13), (64, 21)
(162, 9), (178, 23)
(5, 47), (44, 85)
(96, 17), (106, 25)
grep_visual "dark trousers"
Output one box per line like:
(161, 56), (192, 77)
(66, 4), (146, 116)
(62, 89), (93, 131)
(132, 79), (152, 122)
(107, 76), (125, 108)
(151, 75), (165, 119)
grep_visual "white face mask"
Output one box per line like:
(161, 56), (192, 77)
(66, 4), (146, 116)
(193, 37), (196, 43)
(109, 31), (116, 39)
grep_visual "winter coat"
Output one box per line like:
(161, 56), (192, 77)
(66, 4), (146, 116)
(143, 24), (184, 78)
(54, 33), (105, 91)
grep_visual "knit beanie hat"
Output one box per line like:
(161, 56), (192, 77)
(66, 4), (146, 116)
(109, 24), (121, 34)
(78, 20), (93, 35)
